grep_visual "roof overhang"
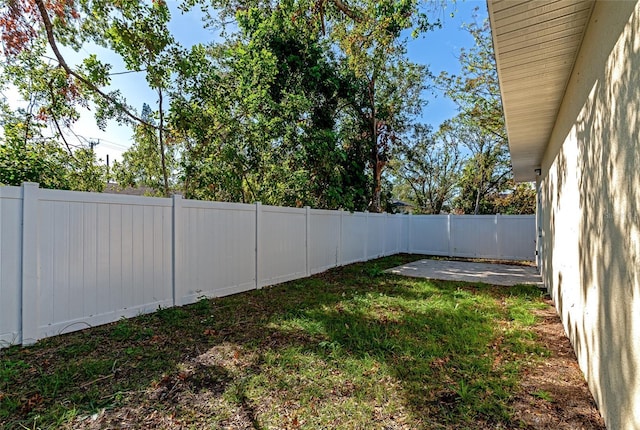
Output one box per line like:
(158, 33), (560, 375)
(487, 0), (595, 181)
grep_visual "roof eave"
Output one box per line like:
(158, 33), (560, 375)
(487, 0), (595, 182)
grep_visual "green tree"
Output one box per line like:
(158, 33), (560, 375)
(491, 181), (536, 215)
(440, 114), (510, 214)
(0, 0), (161, 128)
(112, 104), (177, 195)
(1, 0), (443, 209)
(0, 35), (107, 192)
(391, 124), (463, 214)
(89, 0), (178, 196)
(437, 18), (534, 214)
(0, 35), (85, 157)
(180, 0), (440, 211)
(170, 4), (368, 209)
(169, 44), (246, 202)
(327, 0), (438, 212)
(0, 100), (106, 190)
(437, 17), (504, 144)
(344, 55), (428, 212)
(0, 0), (175, 193)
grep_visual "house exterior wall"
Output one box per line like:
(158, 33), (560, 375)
(538, 2), (640, 428)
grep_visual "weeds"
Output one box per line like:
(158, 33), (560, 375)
(533, 390), (554, 402)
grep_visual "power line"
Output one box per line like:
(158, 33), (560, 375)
(97, 137), (128, 146)
(69, 131), (130, 152)
(92, 139), (129, 150)
(99, 142), (130, 151)
(76, 134), (129, 149)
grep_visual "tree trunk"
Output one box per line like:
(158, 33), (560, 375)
(368, 75), (382, 213)
(371, 157), (384, 213)
(474, 172), (483, 215)
(158, 88), (169, 197)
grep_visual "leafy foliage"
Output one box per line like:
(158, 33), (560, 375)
(0, 0), (173, 193)
(111, 105), (177, 195)
(391, 17), (534, 215)
(391, 124), (463, 214)
(0, 99), (106, 190)
(0, 0), (533, 214)
(167, 0), (435, 210)
(442, 113), (511, 214)
(169, 5), (360, 207)
(491, 181), (537, 215)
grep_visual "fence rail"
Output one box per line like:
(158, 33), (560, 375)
(0, 183), (535, 347)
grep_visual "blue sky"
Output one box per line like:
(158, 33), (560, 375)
(410, 1), (488, 127)
(65, 0), (489, 163)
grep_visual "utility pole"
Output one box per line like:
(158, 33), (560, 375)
(88, 139), (100, 151)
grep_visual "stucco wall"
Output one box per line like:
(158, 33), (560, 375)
(538, 2), (640, 428)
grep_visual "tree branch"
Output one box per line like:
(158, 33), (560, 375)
(158, 87), (169, 197)
(46, 78), (77, 158)
(328, 0), (362, 22)
(485, 169), (510, 193)
(34, 0), (158, 130)
(50, 113), (76, 158)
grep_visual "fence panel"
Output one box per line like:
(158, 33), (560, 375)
(402, 215), (411, 253)
(408, 215), (450, 255)
(366, 213), (386, 259)
(450, 215), (497, 258)
(30, 189), (173, 343)
(0, 186), (23, 346)
(177, 199), (257, 305)
(340, 212), (367, 265)
(260, 205), (307, 287)
(384, 214), (403, 256)
(309, 209), (341, 274)
(498, 215), (536, 260)
(1, 182), (536, 348)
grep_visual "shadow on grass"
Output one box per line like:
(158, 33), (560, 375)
(0, 254), (547, 429)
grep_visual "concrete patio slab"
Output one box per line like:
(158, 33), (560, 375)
(386, 259), (542, 286)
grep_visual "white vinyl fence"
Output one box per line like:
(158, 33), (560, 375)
(0, 183), (535, 347)
(407, 214), (536, 260)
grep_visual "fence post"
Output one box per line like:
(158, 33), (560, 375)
(255, 202), (262, 289)
(383, 212), (388, 256)
(21, 182), (40, 346)
(363, 211), (369, 261)
(399, 215), (402, 254)
(172, 194), (183, 306)
(338, 209), (343, 265)
(447, 214), (453, 258)
(495, 214), (501, 259)
(407, 213), (412, 253)
(305, 206), (311, 276)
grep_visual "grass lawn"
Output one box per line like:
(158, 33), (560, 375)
(1, 254), (553, 429)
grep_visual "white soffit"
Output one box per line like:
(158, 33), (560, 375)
(487, 0), (595, 181)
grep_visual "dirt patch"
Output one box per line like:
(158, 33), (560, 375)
(512, 299), (606, 429)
